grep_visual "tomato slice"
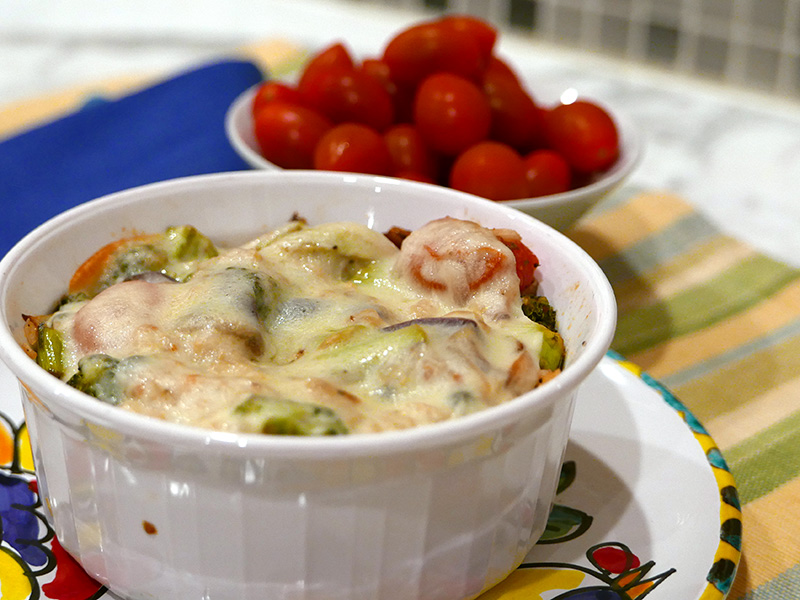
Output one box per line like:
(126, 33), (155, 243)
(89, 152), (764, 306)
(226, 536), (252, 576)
(493, 229), (540, 292)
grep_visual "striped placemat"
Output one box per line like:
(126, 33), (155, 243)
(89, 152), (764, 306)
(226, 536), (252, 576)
(567, 190), (800, 600)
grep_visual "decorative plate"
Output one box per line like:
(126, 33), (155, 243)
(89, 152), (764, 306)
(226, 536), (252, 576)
(0, 352), (740, 600)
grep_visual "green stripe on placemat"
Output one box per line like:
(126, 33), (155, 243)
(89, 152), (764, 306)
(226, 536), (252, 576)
(724, 409), (800, 504)
(747, 563), (800, 599)
(612, 254), (800, 356)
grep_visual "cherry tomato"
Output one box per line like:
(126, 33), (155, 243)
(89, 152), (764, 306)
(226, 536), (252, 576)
(251, 81), (303, 117)
(414, 73), (491, 156)
(297, 42), (354, 93)
(313, 123), (392, 175)
(361, 58), (416, 124)
(395, 170), (436, 184)
(523, 149), (572, 197)
(361, 58), (395, 94)
(449, 141), (529, 201)
(254, 102), (332, 169)
(545, 100), (619, 173)
(299, 66), (395, 131)
(439, 15), (497, 62)
(384, 124), (438, 178)
(484, 55), (521, 85)
(382, 20), (486, 87)
(483, 69), (545, 151)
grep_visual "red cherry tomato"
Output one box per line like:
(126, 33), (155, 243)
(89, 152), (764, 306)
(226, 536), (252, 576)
(449, 141), (529, 201)
(414, 73), (491, 156)
(254, 102), (332, 169)
(484, 55), (521, 85)
(313, 123), (392, 175)
(439, 15), (497, 62)
(251, 82), (303, 117)
(382, 20), (486, 87)
(299, 66), (395, 131)
(361, 58), (416, 124)
(297, 42), (354, 93)
(523, 149), (572, 197)
(395, 170), (436, 184)
(361, 58), (395, 93)
(384, 124), (438, 178)
(545, 100), (619, 174)
(483, 69), (545, 151)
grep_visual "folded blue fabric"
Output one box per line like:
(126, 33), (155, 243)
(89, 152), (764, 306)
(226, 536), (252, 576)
(0, 59), (264, 258)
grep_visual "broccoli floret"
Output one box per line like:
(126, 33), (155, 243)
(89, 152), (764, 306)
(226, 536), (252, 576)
(521, 295), (558, 331)
(164, 225), (218, 263)
(67, 354), (123, 404)
(109, 244), (170, 284)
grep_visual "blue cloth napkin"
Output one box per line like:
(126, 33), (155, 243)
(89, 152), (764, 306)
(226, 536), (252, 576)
(0, 59), (264, 259)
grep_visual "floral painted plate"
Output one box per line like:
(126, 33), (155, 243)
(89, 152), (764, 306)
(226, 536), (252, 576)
(0, 352), (740, 600)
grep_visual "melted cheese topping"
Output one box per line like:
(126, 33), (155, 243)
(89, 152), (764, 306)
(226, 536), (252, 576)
(46, 217), (557, 435)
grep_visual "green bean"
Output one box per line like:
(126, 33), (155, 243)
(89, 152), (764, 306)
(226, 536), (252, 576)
(233, 396), (348, 435)
(36, 326), (64, 377)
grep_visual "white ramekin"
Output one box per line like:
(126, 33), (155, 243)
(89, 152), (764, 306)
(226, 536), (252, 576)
(0, 171), (616, 600)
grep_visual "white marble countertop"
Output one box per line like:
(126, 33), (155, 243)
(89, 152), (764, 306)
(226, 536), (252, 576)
(3, 0), (799, 267)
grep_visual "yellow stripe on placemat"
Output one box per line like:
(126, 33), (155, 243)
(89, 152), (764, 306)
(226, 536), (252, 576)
(0, 39), (306, 140)
(567, 191), (695, 260)
(708, 374), (800, 450)
(240, 38), (308, 79)
(728, 477), (800, 597)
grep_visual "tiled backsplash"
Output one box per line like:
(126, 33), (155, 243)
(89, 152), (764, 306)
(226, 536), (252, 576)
(360, 0), (800, 97)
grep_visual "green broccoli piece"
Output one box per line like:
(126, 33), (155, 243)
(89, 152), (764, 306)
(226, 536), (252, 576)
(101, 244), (170, 289)
(165, 225), (218, 263)
(233, 396), (348, 436)
(521, 295), (558, 331)
(67, 354), (123, 404)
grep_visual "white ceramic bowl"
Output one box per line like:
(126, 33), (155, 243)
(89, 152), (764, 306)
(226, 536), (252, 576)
(0, 171), (616, 600)
(225, 84), (643, 231)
